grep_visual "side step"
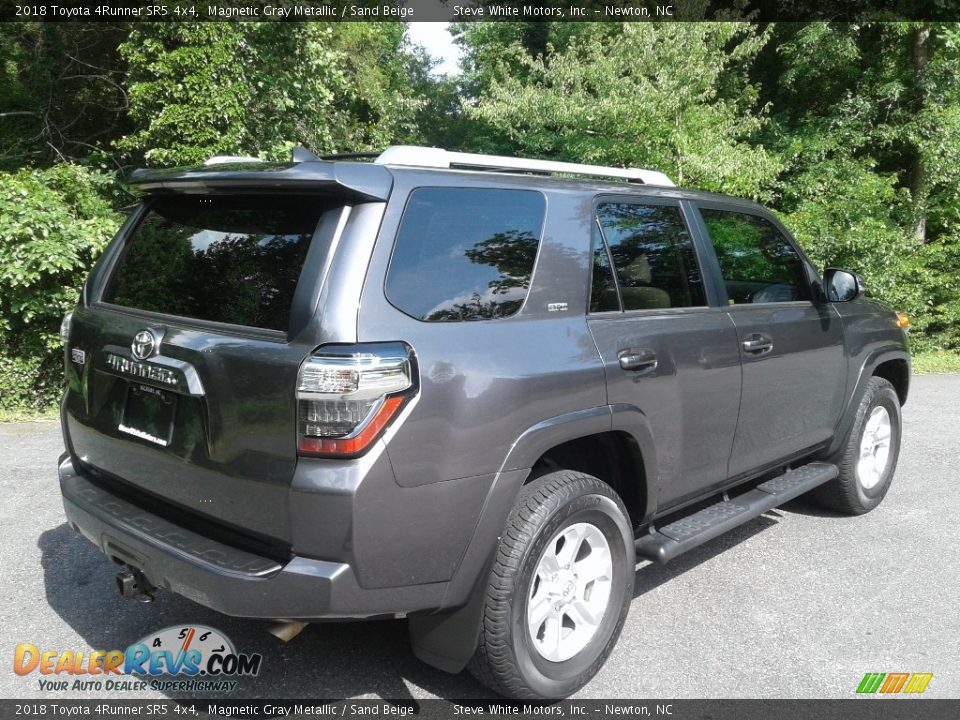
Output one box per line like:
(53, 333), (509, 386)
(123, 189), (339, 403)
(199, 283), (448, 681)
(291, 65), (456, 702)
(635, 462), (838, 564)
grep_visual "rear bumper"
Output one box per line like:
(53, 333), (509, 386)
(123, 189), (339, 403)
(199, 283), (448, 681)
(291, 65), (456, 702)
(58, 456), (445, 620)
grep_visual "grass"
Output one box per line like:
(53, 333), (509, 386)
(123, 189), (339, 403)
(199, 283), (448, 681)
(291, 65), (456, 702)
(0, 406), (59, 423)
(912, 350), (960, 375)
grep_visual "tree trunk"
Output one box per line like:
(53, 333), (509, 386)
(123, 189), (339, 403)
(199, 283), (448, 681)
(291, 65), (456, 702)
(911, 26), (931, 243)
(521, 22), (550, 62)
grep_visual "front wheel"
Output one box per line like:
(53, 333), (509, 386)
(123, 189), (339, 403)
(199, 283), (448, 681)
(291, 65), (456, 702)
(468, 470), (635, 699)
(814, 376), (903, 515)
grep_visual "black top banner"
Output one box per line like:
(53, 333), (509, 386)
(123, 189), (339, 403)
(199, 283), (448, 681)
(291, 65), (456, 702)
(1, 0), (959, 22)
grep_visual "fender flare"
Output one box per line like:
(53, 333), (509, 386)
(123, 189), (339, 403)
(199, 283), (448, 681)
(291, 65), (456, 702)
(827, 347), (910, 458)
(409, 405), (657, 673)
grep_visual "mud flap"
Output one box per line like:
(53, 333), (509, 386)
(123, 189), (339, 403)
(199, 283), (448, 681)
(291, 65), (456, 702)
(407, 554), (494, 674)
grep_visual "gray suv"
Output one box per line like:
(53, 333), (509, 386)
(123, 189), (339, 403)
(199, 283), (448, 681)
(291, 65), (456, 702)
(58, 146), (910, 698)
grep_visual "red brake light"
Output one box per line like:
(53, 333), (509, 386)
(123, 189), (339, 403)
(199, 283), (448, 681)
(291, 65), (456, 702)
(297, 395), (406, 456)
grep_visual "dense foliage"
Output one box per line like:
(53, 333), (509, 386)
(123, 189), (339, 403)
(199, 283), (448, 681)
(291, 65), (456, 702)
(118, 23), (424, 165)
(0, 20), (958, 411)
(463, 24), (780, 197)
(0, 164), (122, 409)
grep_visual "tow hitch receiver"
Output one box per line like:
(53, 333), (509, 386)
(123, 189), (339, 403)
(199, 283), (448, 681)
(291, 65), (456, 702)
(116, 567), (156, 603)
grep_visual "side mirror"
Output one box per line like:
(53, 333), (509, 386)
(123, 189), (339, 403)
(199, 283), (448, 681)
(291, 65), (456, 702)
(823, 267), (864, 302)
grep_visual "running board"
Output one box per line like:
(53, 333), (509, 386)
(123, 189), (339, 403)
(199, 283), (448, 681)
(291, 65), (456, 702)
(635, 462), (838, 564)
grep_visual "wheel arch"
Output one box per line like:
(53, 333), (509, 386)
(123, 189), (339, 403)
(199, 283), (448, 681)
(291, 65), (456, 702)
(527, 431), (647, 524)
(409, 405), (657, 674)
(827, 347), (910, 458)
(873, 356), (909, 406)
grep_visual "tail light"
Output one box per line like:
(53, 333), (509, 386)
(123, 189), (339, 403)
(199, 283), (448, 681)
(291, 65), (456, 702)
(296, 345), (415, 458)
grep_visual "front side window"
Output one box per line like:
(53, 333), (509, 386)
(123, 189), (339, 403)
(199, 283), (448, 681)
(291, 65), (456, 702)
(385, 188), (545, 322)
(103, 194), (326, 331)
(596, 202), (706, 310)
(700, 208), (811, 304)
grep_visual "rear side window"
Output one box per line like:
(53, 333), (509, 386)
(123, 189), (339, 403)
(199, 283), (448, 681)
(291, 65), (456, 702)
(385, 188), (545, 322)
(596, 202), (706, 310)
(104, 195), (327, 331)
(700, 208), (811, 304)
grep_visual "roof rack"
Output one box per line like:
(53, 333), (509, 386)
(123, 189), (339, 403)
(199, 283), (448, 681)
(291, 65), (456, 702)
(374, 145), (674, 187)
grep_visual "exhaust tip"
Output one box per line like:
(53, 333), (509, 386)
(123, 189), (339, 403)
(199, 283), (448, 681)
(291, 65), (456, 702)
(267, 621), (308, 643)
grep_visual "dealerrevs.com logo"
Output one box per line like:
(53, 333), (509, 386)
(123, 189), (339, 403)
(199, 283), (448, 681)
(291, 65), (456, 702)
(14, 625), (263, 692)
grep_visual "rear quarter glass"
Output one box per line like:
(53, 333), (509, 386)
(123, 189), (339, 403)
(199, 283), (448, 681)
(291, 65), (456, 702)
(384, 187), (546, 322)
(102, 194), (334, 332)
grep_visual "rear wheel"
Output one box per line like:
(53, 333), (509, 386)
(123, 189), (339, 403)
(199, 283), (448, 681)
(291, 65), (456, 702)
(814, 376), (902, 515)
(468, 470), (634, 699)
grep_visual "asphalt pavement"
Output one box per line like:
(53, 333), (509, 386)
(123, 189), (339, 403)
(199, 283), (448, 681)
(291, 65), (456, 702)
(1, 374), (957, 701)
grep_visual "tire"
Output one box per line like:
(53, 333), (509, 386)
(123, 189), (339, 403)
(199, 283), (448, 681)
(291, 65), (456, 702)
(468, 470), (635, 699)
(814, 376), (902, 515)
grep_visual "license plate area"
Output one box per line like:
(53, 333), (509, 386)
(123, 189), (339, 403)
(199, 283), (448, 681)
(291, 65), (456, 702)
(119, 383), (177, 447)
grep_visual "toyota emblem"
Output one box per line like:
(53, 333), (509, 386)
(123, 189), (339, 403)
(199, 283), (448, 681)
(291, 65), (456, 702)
(131, 330), (157, 360)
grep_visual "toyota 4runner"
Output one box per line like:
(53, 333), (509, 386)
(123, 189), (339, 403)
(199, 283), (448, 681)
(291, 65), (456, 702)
(58, 146), (910, 698)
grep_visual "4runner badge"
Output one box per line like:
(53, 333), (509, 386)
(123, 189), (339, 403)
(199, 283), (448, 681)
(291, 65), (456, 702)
(131, 330), (157, 360)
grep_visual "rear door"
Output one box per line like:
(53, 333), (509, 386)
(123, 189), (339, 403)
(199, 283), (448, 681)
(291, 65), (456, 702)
(693, 203), (847, 477)
(586, 197), (742, 509)
(63, 192), (355, 547)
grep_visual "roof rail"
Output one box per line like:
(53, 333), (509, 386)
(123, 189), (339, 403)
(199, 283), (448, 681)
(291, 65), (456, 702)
(204, 155), (264, 166)
(317, 151), (382, 161)
(375, 145), (674, 187)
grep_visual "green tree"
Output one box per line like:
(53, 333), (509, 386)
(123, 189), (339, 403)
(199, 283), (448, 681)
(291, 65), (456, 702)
(117, 22), (425, 166)
(0, 164), (124, 410)
(460, 23), (780, 198)
(759, 23), (960, 350)
(0, 23), (129, 170)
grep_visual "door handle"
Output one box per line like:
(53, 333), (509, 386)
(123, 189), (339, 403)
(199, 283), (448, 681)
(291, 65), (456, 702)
(618, 348), (657, 373)
(741, 333), (774, 355)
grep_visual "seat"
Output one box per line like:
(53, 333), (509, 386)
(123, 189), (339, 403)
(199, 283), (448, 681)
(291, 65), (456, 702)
(620, 254), (671, 310)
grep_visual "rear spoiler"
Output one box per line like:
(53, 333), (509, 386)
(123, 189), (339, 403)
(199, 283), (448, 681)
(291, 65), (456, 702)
(125, 160), (392, 202)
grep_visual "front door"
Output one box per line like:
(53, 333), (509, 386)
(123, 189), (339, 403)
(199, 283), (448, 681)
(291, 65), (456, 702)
(694, 203), (847, 477)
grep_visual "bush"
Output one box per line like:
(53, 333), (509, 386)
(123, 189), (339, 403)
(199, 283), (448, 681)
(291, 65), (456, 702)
(0, 164), (123, 411)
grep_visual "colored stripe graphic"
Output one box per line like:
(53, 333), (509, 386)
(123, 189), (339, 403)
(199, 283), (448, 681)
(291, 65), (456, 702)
(880, 673), (910, 693)
(903, 673), (934, 694)
(857, 672), (933, 694)
(857, 673), (886, 693)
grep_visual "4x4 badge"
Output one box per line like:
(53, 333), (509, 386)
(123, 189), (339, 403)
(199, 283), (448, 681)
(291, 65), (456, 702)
(131, 330), (157, 360)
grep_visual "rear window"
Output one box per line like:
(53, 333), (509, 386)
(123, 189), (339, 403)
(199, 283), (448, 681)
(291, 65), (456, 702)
(385, 188), (546, 322)
(103, 195), (326, 331)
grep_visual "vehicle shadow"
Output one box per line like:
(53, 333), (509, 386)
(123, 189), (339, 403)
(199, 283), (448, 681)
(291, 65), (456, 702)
(41, 513), (783, 701)
(38, 524), (495, 702)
